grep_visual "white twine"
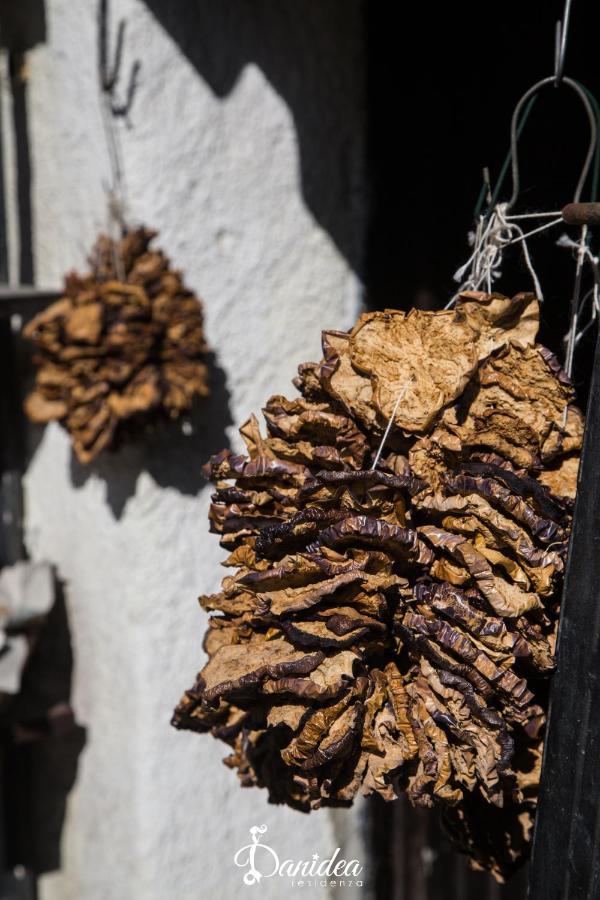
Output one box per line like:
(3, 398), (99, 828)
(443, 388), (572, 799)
(556, 231), (600, 348)
(507, 210), (562, 220)
(371, 208), (599, 467)
(556, 224), (600, 380)
(447, 203), (562, 308)
(371, 376), (414, 471)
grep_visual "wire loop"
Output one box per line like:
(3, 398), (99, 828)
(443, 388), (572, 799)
(507, 76), (597, 211)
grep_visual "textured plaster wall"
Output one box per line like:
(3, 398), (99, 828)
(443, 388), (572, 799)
(23, 1), (368, 899)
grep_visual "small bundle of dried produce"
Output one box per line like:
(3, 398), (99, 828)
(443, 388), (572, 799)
(23, 228), (209, 463)
(173, 292), (582, 879)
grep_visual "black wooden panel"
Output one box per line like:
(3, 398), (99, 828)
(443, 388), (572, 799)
(0, 286), (60, 317)
(528, 327), (600, 899)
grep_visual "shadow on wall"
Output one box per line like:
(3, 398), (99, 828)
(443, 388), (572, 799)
(68, 351), (233, 519)
(1, 577), (86, 876)
(142, 0), (366, 278)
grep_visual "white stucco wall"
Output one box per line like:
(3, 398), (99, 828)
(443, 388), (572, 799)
(22, 1), (368, 898)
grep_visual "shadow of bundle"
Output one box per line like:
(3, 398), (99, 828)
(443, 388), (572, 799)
(173, 292), (582, 879)
(23, 228), (209, 464)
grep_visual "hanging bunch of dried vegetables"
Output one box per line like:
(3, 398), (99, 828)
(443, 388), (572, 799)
(172, 292), (582, 879)
(23, 228), (209, 464)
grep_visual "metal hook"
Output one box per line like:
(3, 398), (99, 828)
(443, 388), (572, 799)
(98, 0), (140, 120)
(554, 0), (572, 87)
(506, 76), (597, 211)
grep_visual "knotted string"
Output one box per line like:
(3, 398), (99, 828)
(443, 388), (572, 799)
(557, 226), (600, 380)
(447, 203), (562, 308)
(370, 212), (599, 470)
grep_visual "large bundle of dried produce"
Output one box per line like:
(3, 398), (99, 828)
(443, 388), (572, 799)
(173, 292), (582, 879)
(23, 228), (209, 464)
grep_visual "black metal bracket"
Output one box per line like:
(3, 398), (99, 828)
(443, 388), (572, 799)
(0, 286), (60, 319)
(528, 323), (600, 898)
(98, 0), (140, 121)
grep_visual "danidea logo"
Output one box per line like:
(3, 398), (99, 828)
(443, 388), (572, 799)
(233, 824), (364, 888)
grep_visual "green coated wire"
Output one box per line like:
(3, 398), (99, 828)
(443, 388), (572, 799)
(473, 96), (538, 220)
(473, 81), (600, 221)
(575, 81), (600, 202)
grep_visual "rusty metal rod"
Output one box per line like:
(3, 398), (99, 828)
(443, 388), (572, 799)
(562, 202), (600, 226)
